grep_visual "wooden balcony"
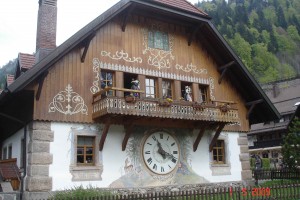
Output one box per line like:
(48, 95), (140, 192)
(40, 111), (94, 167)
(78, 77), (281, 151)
(92, 88), (239, 126)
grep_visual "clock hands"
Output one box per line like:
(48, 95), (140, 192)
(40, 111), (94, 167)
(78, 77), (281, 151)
(157, 140), (176, 161)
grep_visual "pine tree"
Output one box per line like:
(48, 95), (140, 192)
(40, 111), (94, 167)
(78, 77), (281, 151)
(282, 117), (300, 170)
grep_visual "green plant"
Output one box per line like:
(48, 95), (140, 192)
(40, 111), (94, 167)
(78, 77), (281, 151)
(50, 185), (112, 199)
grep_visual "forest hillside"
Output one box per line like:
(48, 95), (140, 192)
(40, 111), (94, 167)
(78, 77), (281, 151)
(197, 0), (300, 83)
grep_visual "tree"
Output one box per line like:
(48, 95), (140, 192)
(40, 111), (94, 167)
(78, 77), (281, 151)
(282, 117), (300, 170)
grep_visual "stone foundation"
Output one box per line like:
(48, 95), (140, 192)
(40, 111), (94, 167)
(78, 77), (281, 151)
(25, 121), (53, 194)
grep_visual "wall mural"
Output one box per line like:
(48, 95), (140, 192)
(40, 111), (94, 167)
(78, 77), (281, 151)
(49, 84), (88, 115)
(109, 128), (208, 188)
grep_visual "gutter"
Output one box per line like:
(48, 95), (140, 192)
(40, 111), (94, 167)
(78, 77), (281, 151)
(0, 112), (27, 200)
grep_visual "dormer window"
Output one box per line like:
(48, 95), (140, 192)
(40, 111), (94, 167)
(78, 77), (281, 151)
(148, 30), (169, 51)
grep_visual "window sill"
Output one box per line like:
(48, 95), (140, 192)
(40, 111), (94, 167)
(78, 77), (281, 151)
(210, 163), (231, 176)
(70, 164), (103, 181)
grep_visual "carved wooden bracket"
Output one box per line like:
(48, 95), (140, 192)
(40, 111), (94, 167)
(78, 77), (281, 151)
(99, 121), (111, 151)
(209, 123), (226, 152)
(122, 124), (134, 151)
(188, 24), (203, 46)
(218, 61), (235, 84)
(36, 70), (49, 101)
(121, 5), (136, 32)
(245, 99), (264, 119)
(193, 125), (207, 152)
(81, 32), (95, 63)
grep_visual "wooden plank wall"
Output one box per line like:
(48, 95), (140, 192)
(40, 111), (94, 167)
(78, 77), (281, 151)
(33, 14), (249, 131)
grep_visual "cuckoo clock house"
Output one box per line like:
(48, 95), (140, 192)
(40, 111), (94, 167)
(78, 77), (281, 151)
(0, 0), (279, 198)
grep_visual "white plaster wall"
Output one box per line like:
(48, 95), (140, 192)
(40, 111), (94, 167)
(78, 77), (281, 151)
(50, 122), (126, 190)
(1, 128), (24, 167)
(50, 122), (243, 190)
(191, 131), (242, 182)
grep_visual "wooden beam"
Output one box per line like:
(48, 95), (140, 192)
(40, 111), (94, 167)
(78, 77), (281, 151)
(121, 5), (135, 32)
(81, 32), (95, 63)
(193, 125), (207, 152)
(122, 124), (134, 151)
(209, 123), (226, 152)
(99, 122), (111, 151)
(188, 24), (203, 46)
(245, 99), (264, 119)
(35, 71), (48, 101)
(218, 61), (235, 84)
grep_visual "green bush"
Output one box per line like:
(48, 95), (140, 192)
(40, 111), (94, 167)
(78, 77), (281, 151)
(50, 185), (113, 199)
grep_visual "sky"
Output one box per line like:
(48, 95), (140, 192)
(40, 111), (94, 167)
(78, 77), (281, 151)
(0, 0), (200, 67)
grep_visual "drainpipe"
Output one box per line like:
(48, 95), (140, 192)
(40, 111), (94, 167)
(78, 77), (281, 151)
(0, 112), (27, 200)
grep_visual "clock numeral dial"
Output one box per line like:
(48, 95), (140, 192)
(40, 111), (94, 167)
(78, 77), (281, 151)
(143, 131), (179, 175)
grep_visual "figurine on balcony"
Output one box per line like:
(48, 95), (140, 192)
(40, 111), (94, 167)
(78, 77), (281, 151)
(184, 86), (192, 102)
(130, 78), (140, 98)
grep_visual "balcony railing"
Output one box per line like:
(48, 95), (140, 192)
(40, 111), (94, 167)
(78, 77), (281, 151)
(249, 138), (284, 149)
(92, 92), (239, 124)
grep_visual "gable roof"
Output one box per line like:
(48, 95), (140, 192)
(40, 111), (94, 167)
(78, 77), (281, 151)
(0, 0), (279, 124)
(154, 0), (208, 16)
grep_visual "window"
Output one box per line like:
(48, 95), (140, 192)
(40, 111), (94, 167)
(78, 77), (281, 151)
(148, 30), (169, 51)
(199, 85), (208, 103)
(162, 79), (172, 99)
(77, 136), (95, 165)
(8, 145), (12, 159)
(212, 140), (225, 164)
(100, 70), (114, 96)
(2, 147), (7, 160)
(145, 77), (156, 98)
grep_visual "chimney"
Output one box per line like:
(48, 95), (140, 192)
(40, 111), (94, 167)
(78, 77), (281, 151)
(35, 0), (57, 63)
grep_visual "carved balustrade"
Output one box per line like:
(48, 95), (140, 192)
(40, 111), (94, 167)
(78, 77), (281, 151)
(92, 96), (239, 123)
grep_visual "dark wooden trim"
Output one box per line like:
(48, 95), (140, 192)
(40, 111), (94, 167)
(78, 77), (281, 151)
(188, 24), (203, 46)
(218, 61), (235, 84)
(99, 122), (111, 151)
(81, 33), (95, 63)
(193, 125), (207, 152)
(209, 123), (226, 152)
(35, 71), (48, 101)
(246, 99), (264, 119)
(121, 5), (136, 32)
(122, 124), (134, 151)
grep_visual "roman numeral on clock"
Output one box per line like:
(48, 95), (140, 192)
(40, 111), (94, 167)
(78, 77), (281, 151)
(153, 164), (157, 170)
(145, 151), (150, 154)
(161, 167), (164, 172)
(147, 157), (152, 165)
(160, 133), (163, 139)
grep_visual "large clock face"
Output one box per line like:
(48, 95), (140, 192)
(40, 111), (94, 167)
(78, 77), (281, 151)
(142, 131), (179, 175)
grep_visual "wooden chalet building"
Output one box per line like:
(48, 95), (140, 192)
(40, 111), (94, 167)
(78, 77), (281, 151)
(248, 78), (300, 167)
(0, 0), (279, 198)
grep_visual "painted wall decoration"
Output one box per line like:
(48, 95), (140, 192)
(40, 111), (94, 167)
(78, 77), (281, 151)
(175, 63), (207, 75)
(49, 84), (88, 115)
(109, 127), (208, 188)
(142, 27), (175, 70)
(101, 50), (142, 63)
(90, 58), (215, 95)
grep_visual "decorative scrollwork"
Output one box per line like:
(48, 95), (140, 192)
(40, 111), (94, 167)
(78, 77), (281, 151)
(49, 84), (88, 115)
(101, 50), (142, 63)
(175, 63), (207, 74)
(90, 59), (101, 94)
(209, 77), (216, 101)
